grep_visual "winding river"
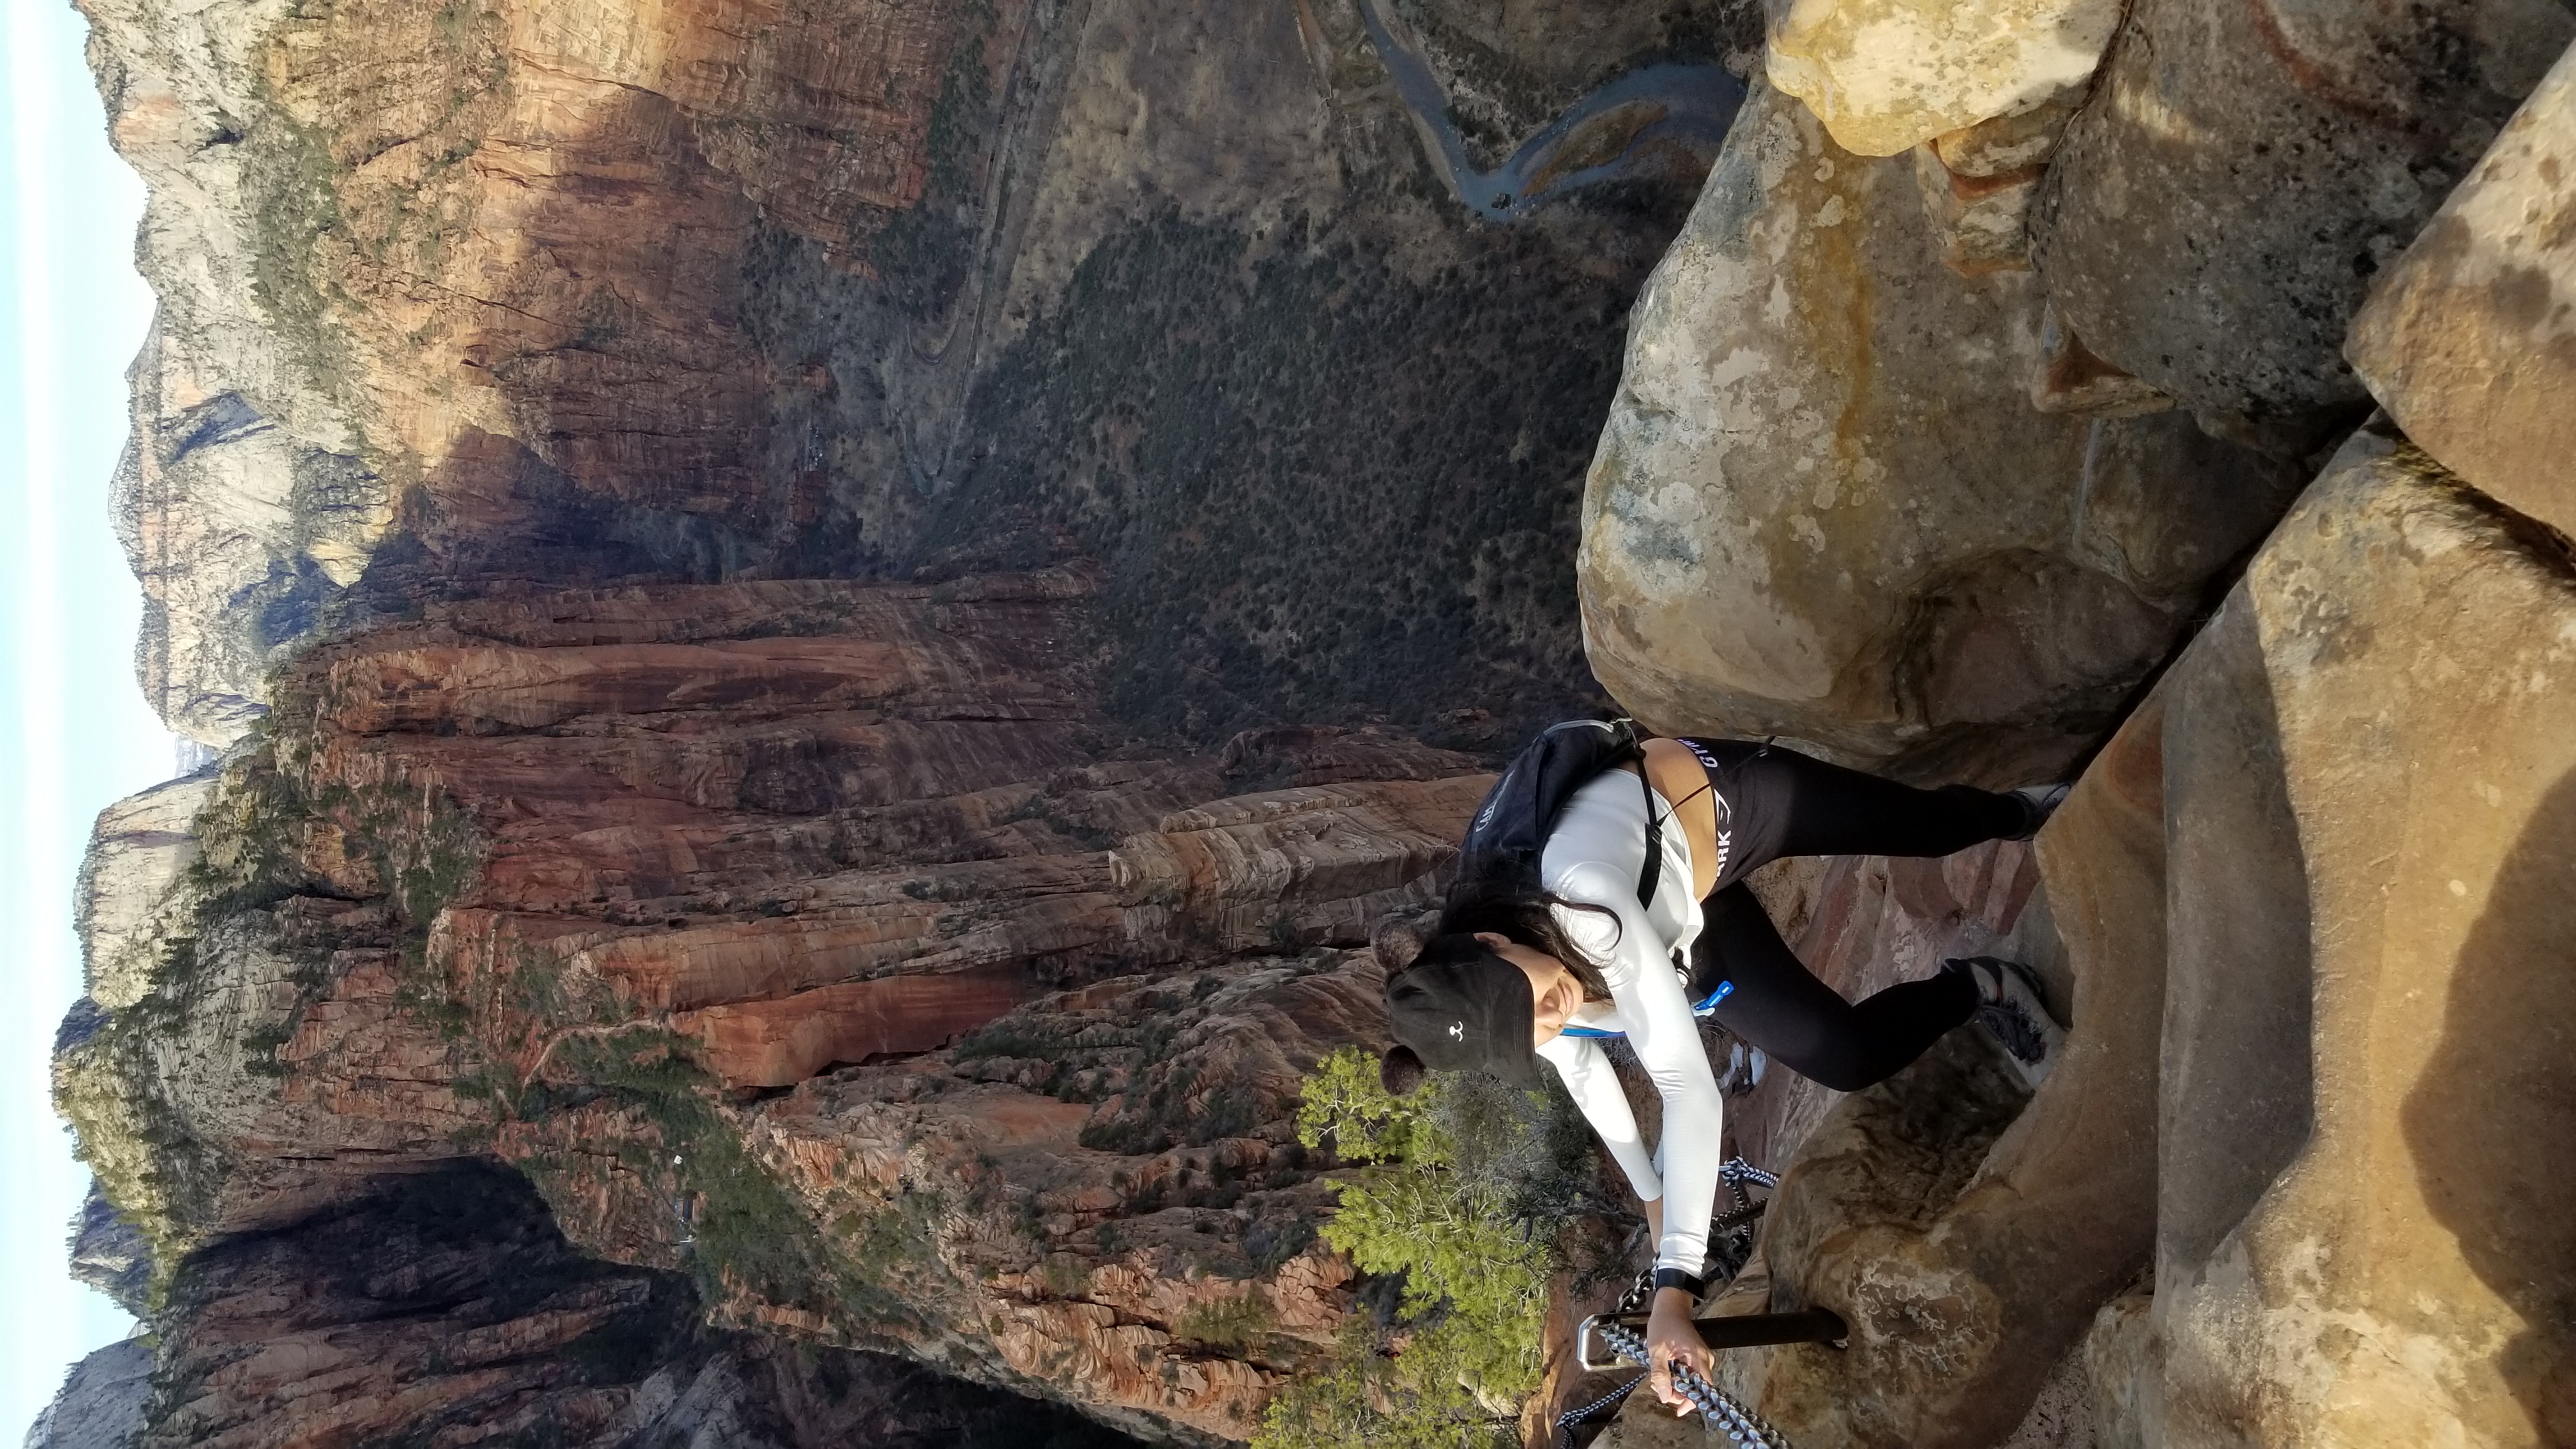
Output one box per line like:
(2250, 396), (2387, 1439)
(1353, 0), (1746, 222)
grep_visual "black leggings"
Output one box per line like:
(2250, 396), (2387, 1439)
(1676, 740), (2024, 1092)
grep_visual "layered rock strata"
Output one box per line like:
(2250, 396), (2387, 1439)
(61, 571), (1493, 1443)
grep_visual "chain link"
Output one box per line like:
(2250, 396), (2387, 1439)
(1561, 1158), (1791, 1446)
(1589, 1320), (1796, 1449)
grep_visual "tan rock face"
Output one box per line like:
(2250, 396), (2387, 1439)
(2143, 434), (2576, 1448)
(675, 965), (1034, 1090)
(1579, 80), (2299, 785)
(89, 0), (981, 681)
(1765, 0), (2120, 157)
(1628, 427), (2576, 1449)
(2348, 40), (2576, 540)
(2031, 0), (2575, 431)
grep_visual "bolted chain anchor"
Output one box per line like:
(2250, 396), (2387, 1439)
(1589, 1319), (1796, 1449)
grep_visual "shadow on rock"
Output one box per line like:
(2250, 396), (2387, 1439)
(2403, 762), (2576, 1443)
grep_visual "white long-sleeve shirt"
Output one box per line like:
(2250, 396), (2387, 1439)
(1534, 767), (1729, 1280)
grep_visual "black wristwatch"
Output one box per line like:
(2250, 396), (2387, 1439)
(1652, 1267), (1706, 1298)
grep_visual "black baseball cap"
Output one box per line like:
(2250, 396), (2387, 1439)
(1384, 939), (1540, 1085)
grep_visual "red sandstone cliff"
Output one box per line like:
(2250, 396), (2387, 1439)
(62, 570), (1492, 1443)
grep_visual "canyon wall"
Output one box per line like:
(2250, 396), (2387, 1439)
(66, 1), (1763, 1423)
(59, 571), (1502, 1442)
(41, 1162), (1136, 1449)
(90, 0), (1764, 747)
(53, 0), (2576, 1444)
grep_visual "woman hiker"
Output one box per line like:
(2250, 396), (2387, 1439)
(1377, 730), (2065, 1418)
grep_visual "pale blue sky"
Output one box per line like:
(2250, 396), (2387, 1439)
(3, 0), (187, 1439)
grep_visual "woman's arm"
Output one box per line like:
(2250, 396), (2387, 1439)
(1539, 1035), (1662, 1204)
(1550, 862), (1728, 1283)
(1604, 1009), (1726, 1418)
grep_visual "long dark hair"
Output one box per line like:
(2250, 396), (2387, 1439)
(1375, 864), (1620, 1094)
(1431, 866), (1616, 1002)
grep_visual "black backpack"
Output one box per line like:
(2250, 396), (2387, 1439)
(1451, 718), (1666, 913)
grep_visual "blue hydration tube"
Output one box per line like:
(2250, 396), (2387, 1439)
(1559, 979), (1733, 1039)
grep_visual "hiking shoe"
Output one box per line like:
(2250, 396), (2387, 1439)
(2004, 783), (2071, 841)
(1945, 956), (2067, 1086)
(1716, 1040), (1767, 1096)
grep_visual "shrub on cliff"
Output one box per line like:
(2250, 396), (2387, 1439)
(1255, 1045), (1593, 1448)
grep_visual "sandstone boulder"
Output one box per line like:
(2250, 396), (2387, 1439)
(1765, 0), (2120, 157)
(2348, 39), (2576, 540)
(1579, 80), (2298, 785)
(2135, 431), (2576, 1447)
(2031, 0), (2574, 432)
(1637, 694), (2167, 1449)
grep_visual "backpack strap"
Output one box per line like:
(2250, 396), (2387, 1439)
(1632, 731), (1715, 916)
(1636, 749), (1662, 912)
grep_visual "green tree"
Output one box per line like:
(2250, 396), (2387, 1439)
(1257, 1046), (1579, 1448)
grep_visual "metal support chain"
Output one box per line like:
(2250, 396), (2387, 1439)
(1552, 1372), (1645, 1445)
(1707, 1156), (1777, 1283)
(1560, 1158), (1790, 1448)
(1721, 1159), (1780, 1193)
(1590, 1321), (1796, 1449)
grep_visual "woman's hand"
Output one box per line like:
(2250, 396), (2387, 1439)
(1643, 1286), (1714, 1416)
